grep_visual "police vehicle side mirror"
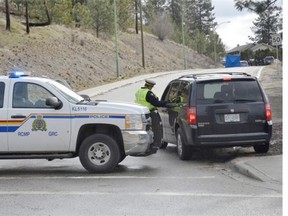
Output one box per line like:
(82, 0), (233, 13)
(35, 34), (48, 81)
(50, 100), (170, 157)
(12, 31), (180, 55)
(80, 94), (91, 102)
(46, 97), (63, 110)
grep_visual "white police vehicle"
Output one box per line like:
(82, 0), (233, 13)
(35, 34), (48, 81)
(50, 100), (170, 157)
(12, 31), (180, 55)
(0, 71), (154, 173)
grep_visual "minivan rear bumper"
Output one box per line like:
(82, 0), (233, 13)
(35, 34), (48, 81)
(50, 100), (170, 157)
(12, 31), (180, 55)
(184, 125), (272, 147)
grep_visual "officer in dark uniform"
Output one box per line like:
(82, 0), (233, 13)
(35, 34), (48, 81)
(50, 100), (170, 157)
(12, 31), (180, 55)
(135, 79), (171, 149)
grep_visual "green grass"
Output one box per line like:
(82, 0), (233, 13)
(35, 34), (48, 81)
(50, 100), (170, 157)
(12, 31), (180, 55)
(0, 15), (66, 48)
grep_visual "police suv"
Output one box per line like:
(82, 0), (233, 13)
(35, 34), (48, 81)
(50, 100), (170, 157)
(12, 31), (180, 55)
(0, 72), (154, 173)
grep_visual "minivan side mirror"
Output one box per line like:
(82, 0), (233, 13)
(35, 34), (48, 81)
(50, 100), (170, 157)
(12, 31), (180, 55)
(46, 97), (63, 110)
(176, 96), (182, 103)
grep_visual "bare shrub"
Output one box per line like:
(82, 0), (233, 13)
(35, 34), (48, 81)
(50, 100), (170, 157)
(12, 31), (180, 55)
(150, 13), (173, 41)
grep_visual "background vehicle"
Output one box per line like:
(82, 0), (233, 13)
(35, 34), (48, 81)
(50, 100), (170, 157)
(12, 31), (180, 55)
(225, 54), (240, 68)
(263, 56), (275, 65)
(240, 60), (249, 67)
(158, 72), (272, 160)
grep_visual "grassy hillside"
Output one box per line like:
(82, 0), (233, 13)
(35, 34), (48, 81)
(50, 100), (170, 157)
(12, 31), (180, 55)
(0, 12), (215, 91)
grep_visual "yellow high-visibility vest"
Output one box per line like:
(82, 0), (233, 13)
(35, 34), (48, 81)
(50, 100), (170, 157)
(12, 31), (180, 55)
(135, 88), (156, 111)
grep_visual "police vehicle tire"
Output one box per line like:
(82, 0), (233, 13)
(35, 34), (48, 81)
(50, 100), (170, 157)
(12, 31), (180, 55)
(176, 128), (191, 160)
(118, 154), (126, 164)
(79, 134), (120, 173)
(253, 142), (269, 154)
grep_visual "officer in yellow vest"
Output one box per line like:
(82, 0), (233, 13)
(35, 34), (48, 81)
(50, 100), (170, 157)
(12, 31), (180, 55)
(135, 79), (167, 110)
(135, 79), (170, 149)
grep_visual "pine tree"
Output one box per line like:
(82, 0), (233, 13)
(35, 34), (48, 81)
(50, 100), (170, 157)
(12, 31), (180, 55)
(250, 6), (280, 43)
(143, 0), (166, 25)
(185, 0), (215, 35)
(87, 0), (114, 38)
(167, 0), (183, 27)
(48, 0), (74, 25)
(115, 0), (134, 31)
(234, 0), (282, 44)
(167, 0), (216, 37)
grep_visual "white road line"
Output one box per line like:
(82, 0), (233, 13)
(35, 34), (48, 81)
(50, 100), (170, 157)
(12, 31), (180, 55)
(0, 176), (215, 180)
(257, 66), (264, 78)
(0, 191), (282, 198)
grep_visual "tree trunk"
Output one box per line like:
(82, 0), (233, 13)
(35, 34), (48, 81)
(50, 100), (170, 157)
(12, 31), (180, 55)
(5, 0), (11, 31)
(43, 0), (51, 25)
(25, 1), (30, 34)
(21, 0), (51, 27)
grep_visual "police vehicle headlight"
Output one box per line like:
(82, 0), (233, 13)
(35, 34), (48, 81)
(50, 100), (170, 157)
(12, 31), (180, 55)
(125, 114), (145, 130)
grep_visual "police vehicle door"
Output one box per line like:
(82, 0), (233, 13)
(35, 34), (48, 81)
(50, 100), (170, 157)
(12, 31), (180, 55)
(7, 80), (71, 152)
(0, 81), (8, 151)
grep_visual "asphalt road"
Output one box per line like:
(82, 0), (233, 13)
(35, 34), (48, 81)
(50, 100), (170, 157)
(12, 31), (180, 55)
(0, 148), (282, 216)
(0, 66), (282, 216)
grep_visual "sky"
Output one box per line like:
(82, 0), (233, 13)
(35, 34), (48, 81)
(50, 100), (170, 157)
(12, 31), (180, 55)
(211, 0), (283, 51)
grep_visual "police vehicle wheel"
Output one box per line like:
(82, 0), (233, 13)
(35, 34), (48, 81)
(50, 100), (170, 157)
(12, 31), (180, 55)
(253, 142), (269, 153)
(176, 128), (191, 160)
(118, 154), (126, 163)
(79, 134), (120, 173)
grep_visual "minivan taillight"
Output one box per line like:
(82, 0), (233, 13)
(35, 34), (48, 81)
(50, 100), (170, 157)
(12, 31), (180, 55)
(265, 103), (272, 121)
(187, 106), (197, 124)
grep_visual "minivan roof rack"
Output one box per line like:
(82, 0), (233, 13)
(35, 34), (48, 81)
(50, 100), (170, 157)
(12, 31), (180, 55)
(178, 72), (251, 79)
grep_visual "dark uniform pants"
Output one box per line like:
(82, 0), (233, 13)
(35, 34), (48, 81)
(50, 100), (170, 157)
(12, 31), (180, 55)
(150, 110), (163, 148)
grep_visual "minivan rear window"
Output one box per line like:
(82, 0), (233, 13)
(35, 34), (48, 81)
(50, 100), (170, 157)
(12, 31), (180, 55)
(196, 80), (263, 104)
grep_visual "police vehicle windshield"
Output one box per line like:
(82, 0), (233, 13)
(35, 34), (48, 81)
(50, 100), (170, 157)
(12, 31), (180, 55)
(49, 80), (84, 104)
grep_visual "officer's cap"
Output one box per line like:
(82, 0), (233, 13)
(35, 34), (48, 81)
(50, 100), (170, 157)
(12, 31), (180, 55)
(145, 79), (156, 86)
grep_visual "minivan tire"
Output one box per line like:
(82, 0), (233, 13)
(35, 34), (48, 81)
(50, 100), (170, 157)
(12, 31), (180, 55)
(253, 142), (270, 153)
(159, 141), (168, 149)
(177, 128), (191, 160)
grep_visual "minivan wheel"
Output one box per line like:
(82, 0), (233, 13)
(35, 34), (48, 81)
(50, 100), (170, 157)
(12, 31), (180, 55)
(159, 141), (168, 149)
(253, 142), (270, 153)
(176, 128), (191, 160)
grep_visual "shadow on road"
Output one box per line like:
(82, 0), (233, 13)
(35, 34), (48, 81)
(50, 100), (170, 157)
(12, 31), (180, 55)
(162, 145), (269, 163)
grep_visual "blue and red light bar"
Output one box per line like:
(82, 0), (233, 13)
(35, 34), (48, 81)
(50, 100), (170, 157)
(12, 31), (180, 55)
(8, 71), (32, 78)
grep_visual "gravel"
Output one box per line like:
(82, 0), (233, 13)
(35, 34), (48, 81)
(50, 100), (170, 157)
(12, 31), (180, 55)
(269, 122), (282, 155)
(260, 64), (282, 156)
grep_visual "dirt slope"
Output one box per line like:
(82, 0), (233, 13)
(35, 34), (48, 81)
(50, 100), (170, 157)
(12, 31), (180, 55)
(0, 13), (215, 91)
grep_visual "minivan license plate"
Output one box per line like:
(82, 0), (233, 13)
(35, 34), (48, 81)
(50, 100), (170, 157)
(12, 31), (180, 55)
(224, 114), (240, 122)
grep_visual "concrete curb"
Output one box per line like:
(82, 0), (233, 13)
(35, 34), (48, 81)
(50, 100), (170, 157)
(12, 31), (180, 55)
(229, 156), (281, 182)
(229, 160), (267, 182)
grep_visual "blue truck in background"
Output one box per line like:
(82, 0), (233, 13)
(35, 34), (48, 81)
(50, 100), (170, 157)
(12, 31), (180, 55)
(225, 54), (240, 68)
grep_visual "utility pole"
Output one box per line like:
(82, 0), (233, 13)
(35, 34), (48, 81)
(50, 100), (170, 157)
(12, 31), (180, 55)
(181, 2), (186, 69)
(113, 0), (120, 78)
(139, 0), (145, 68)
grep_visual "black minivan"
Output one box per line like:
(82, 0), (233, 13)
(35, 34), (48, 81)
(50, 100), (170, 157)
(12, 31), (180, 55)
(158, 72), (272, 160)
